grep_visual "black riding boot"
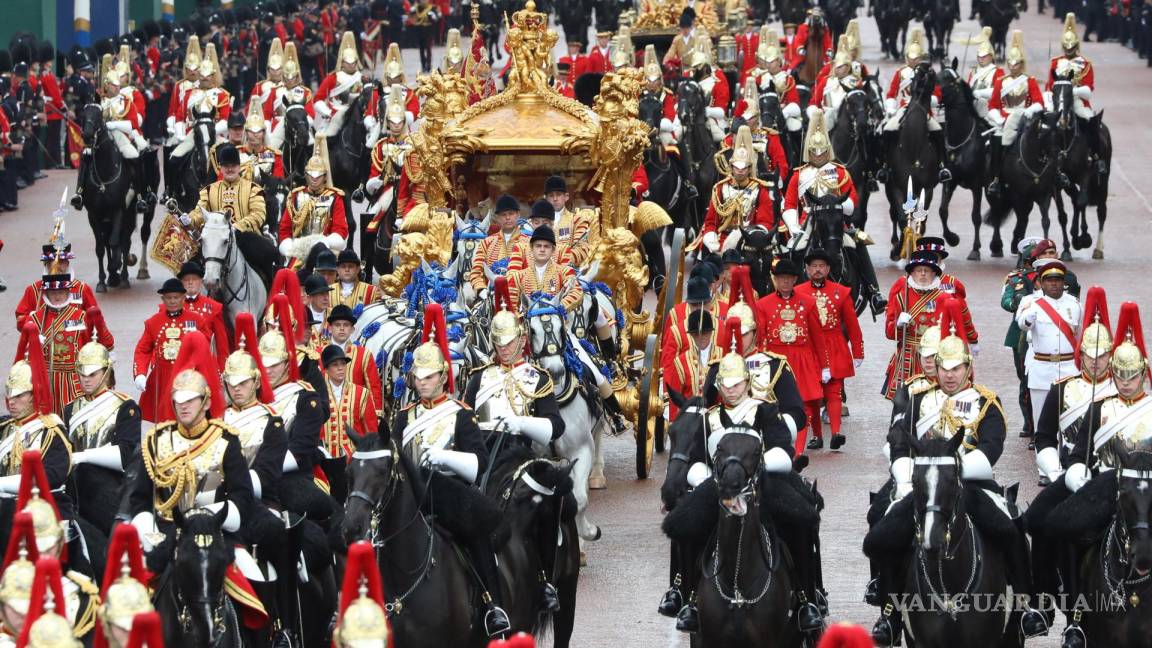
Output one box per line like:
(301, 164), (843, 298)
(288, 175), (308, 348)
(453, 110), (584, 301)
(1081, 117), (1109, 176)
(870, 556), (906, 646)
(781, 524), (823, 634)
(1006, 518), (1050, 638)
(469, 539), (511, 638)
(675, 538), (705, 633)
(850, 247), (888, 316)
(672, 154), (698, 200)
(1061, 547), (1087, 648)
(876, 131), (893, 183)
(539, 570), (561, 613)
(71, 152), (90, 209)
(987, 137), (1004, 198)
(658, 543), (684, 617)
(930, 130), (952, 182)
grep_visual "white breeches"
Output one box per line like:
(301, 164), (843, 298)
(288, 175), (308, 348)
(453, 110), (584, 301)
(268, 118), (285, 150)
(1001, 110), (1026, 146)
(884, 107), (942, 132)
(170, 132), (198, 158)
(707, 117), (727, 142)
(111, 130), (141, 159)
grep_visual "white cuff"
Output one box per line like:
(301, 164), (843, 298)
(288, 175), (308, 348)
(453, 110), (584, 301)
(214, 120), (227, 136)
(705, 106), (726, 120)
(1036, 447), (1063, 481)
(250, 470), (262, 499)
(659, 117), (675, 133)
(806, 104), (821, 120)
(79, 445), (124, 472)
(841, 198), (855, 215)
(960, 449), (994, 481)
(687, 462), (712, 487)
(516, 416), (555, 445)
(891, 456), (913, 485)
(204, 500), (242, 533)
(430, 449), (480, 483)
(278, 238), (295, 256)
(1065, 462), (1090, 492)
(884, 98), (897, 113)
(0, 474), (21, 494)
(324, 233), (347, 251)
(283, 452), (299, 473)
(781, 414), (798, 443)
(365, 176), (384, 194)
(762, 446), (793, 473)
(1072, 85), (1091, 99)
(703, 231), (720, 252)
(314, 101), (333, 118)
(107, 120), (130, 132)
(972, 88), (993, 99)
(131, 512), (160, 551)
(782, 103), (801, 119)
(782, 209), (801, 235)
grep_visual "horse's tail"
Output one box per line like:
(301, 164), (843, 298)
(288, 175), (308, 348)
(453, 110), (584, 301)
(984, 201), (1012, 228)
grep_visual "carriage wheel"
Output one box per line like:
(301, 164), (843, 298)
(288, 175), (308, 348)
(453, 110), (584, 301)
(636, 333), (659, 479)
(657, 228), (687, 323)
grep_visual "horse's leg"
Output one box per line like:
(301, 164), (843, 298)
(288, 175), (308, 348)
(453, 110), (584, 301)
(552, 524), (580, 648)
(1093, 194), (1107, 260)
(1052, 188), (1073, 261)
(138, 201), (153, 280)
(359, 213), (376, 285)
(589, 416), (607, 490)
(888, 187), (903, 261)
(93, 227), (108, 293)
(967, 185), (984, 261)
(939, 182), (961, 247)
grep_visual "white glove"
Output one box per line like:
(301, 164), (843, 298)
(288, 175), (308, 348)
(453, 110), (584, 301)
(821, 368), (832, 384)
(165, 115), (176, 135)
(131, 512), (161, 551)
(1072, 85), (1092, 100)
(323, 233), (347, 251)
(134, 374), (148, 391)
(278, 238), (295, 257)
(853, 358), (864, 369)
(214, 120), (227, 137)
(842, 198), (855, 215)
(1065, 462), (1090, 492)
(782, 209), (801, 235)
(73, 446), (124, 472)
(659, 117), (675, 133)
(364, 115), (378, 130)
(365, 176), (384, 195)
(721, 228), (743, 252)
(0, 474), (22, 494)
(178, 213), (193, 227)
(894, 480), (913, 500)
(782, 103), (801, 119)
(970, 342), (981, 357)
(972, 87), (993, 100)
(686, 462), (712, 487)
(704, 106), (726, 120)
(424, 448), (480, 483)
(762, 446), (793, 474)
(203, 501), (241, 533)
(702, 231), (720, 253)
(477, 288), (489, 301)
(314, 101), (333, 118)
(884, 97), (897, 114)
(988, 110), (1006, 126)
(174, 121), (187, 141)
(107, 120), (130, 133)
(891, 456), (913, 499)
(1035, 447), (1064, 482)
(1025, 103), (1043, 116)
(960, 449), (994, 481)
(896, 312), (912, 328)
(507, 416), (555, 445)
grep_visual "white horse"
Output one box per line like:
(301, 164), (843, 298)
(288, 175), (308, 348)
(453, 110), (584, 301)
(453, 213), (491, 308)
(200, 210), (268, 330)
(523, 293), (603, 546)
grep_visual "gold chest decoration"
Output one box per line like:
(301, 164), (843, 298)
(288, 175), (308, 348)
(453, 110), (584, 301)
(475, 364), (540, 422)
(162, 324), (184, 361)
(224, 405), (272, 466)
(746, 354), (781, 403)
(1, 416), (61, 477)
(815, 291), (832, 327)
(149, 424), (230, 516)
(292, 190), (335, 237)
(403, 399), (461, 466)
(798, 165), (842, 199)
(1097, 398), (1152, 468)
(715, 182), (758, 231)
(916, 388), (985, 450)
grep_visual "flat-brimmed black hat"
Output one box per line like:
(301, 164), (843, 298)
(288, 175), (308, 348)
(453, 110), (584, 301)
(531, 199), (554, 220)
(178, 261), (205, 278)
(530, 224), (557, 246)
(303, 274), (330, 295)
(158, 277), (187, 294)
(327, 304), (357, 324)
(495, 194), (520, 214)
(544, 175), (567, 194)
(321, 344), (350, 367)
(772, 259), (802, 276)
(686, 276), (711, 304)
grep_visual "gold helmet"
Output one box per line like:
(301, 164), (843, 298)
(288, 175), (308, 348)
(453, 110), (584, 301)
(643, 44), (661, 82)
(906, 28), (926, 62)
(727, 302), (757, 335)
(6, 360), (33, 398)
(444, 29), (464, 69)
(740, 81), (759, 120)
(758, 28), (782, 67)
(183, 35), (202, 78)
(0, 512), (37, 615)
(27, 611), (78, 648)
(25, 499), (63, 555)
(689, 33), (714, 69)
(116, 44), (132, 82)
(385, 85), (407, 125)
(1061, 12), (1080, 53)
(1110, 302), (1147, 381)
(99, 576), (153, 635)
(223, 351), (260, 387)
(611, 34), (634, 69)
(976, 26), (995, 59)
(101, 51), (121, 90)
(383, 43), (405, 82)
(833, 34), (853, 68)
(803, 108), (832, 162)
(410, 304), (454, 391)
(339, 31), (359, 68)
(730, 125), (757, 174)
(305, 136), (332, 187)
(1005, 30), (1026, 69)
(171, 369), (209, 405)
(75, 341), (111, 379)
(258, 330), (290, 365)
(267, 38), (284, 74)
(919, 325), (942, 358)
(200, 43), (223, 87)
(935, 300), (972, 371)
(490, 277), (522, 347)
(1081, 323), (1113, 360)
(716, 352), (750, 389)
(245, 96), (266, 133)
(1077, 287), (1113, 361)
(336, 542), (390, 648)
(283, 42), (301, 83)
(845, 19), (861, 57)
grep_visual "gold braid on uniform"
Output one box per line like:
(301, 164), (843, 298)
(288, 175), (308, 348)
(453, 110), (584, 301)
(291, 195), (318, 238)
(6, 418), (71, 475)
(67, 572), (100, 637)
(141, 422), (226, 517)
(711, 186), (746, 232)
(939, 385), (1003, 450)
(505, 366), (555, 416)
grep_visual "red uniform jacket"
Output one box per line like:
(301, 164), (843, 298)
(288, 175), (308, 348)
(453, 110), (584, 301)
(703, 178), (776, 242)
(885, 70), (942, 105)
(16, 279), (98, 330)
(882, 287), (977, 398)
(132, 306), (205, 421)
(795, 280), (863, 379)
(322, 380), (374, 458)
(364, 84), (421, 121)
(29, 303), (115, 416)
(789, 24), (833, 71)
(720, 132), (790, 179)
(40, 73), (66, 121)
(783, 162), (858, 228)
(468, 232), (529, 292)
(705, 70), (731, 112)
(586, 46), (610, 74)
(812, 72), (864, 109)
(756, 291), (829, 402)
(664, 342), (724, 421)
(736, 31), (760, 79)
(1046, 56), (1095, 107)
(660, 300), (729, 380)
(279, 187), (350, 242)
(988, 75), (1044, 118)
(183, 293), (232, 367)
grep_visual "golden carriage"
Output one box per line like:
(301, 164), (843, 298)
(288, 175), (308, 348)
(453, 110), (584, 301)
(378, 1), (688, 477)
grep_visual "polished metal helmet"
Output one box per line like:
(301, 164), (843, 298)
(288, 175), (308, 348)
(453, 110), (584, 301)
(716, 351), (750, 389)
(491, 310), (523, 347)
(76, 341), (112, 377)
(1110, 341), (1147, 382)
(171, 369), (209, 405)
(222, 350), (261, 387)
(6, 360), (33, 398)
(98, 576), (153, 633)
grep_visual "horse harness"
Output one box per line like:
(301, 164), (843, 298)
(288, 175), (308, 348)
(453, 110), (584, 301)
(1102, 468), (1152, 609)
(201, 221), (254, 305)
(910, 455), (982, 620)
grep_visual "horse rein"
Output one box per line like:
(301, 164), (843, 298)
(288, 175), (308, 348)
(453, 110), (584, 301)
(201, 224), (252, 304)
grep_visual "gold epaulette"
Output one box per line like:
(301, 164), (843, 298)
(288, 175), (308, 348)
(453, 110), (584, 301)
(295, 380), (315, 392)
(40, 414), (65, 431)
(296, 345), (320, 361)
(1053, 374), (1078, 386)
(66, 571), (98, 637)
(327, 187), (346, 197)
(469, 361), (493, 374)
(266, 146), (282, 155)
(213, 421), (240, 437)
(110, 390), (131, 402)
(66, 571), (99, 596)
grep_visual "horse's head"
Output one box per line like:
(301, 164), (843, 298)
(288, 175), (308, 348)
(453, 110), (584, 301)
(454, 214), (490, 280)
(504, 454), (575, 524)
(171, 507), (235, 646)
(1050, 76), (1076, 133)
(638, 93), (664, 130)
(1116, 451), (1152, 576)
(712, 427), (763, 518)
(758, 90), (784, 131)
(842, 88), (873, 135)
(524, 293), (569, 381)
(199, 211), (233, 293)
(909, 63), (937, 108)
(661, 394), (709, 511)
(677, 79), (705, 123)
(79, 104), (104, 145)
(283, 101), (312, 146)
(910, 434), (966, 555)
(342, 432), (400, 544)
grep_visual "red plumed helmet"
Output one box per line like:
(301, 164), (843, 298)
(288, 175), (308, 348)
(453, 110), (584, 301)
(100, 524), (152, 594)
(2, 512), (39, 571)
(14, 450), (66, 562)
(418, 303), (454, 393)
(334, 541), (391, 646)
(1076, 286), (1112, 368)
(85, 306), (108, 341)
(1113, 301), (1146, 357)
(717, 315), (744, 356)
(159, 331), (225, 421)
(233, 311), (275, 403)
(266, 268), (307, 343)
(1079, 286), (1111, 332)
(817, 622), (875, 648)
(124, 612), (165, 648)
(727, 265), (756, 306)
(936, 297), (970, 343)
(493, 275), (514, 314)
(16, 557), (68, 648)
(13, 321), (52, 415)
(266, 293), (301, 382)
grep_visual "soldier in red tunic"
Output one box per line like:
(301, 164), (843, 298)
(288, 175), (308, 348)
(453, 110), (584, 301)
(27, 275), (114, 416)
(796, 249), (863, 450)
(699, 126), (776, 254)
(132, 279), (205, 422)
(660, 270), (729, 382)
(882, 253), (979, 400)
(15, 242), (98, 329)
(756, 259), (829, 462)
(319, 344), (374, 463)
(325, 304), (382, 418)
(177, 262), (231, 365)
(663, 310), (721, 422)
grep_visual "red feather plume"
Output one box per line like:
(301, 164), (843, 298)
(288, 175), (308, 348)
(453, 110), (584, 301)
(267, 269), (307, 343)
(717, 316), (744, 356)
(336, 541), (392, 644)
(1113, 301), (1148, 363)
(93, 525), (153, 648)
(727, 265), (756, 306)
(421, 303), (454, 393)
(493, 275), (514, 314)
(1075, 286), (1111, 368)
(14, 322), (52, 415)
(158, 331), (225, 421)
(269, 294), (301, 382)
(1, 512), (39, 571)
(124, 612), (166, 648)
(234, 312), (274, 403)
(16, 557), (68, 648)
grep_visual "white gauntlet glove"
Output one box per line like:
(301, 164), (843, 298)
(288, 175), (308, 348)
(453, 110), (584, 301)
(896, 312), (912, 328)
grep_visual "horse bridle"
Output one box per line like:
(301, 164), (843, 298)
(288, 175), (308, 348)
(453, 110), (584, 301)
(171, 535), (234, 646)
(81, 104), (123, 191)
(911, 456), (971, 558)
(668, 405), (708, 467)
(201, 222), (252, 304)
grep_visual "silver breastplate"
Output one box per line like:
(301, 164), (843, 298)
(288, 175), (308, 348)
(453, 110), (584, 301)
(224, 405), (272, 466)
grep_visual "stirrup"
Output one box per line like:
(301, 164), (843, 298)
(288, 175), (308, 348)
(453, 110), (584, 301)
(541, 579), (561, 613)
(483, 604), (511, 638)
(798, 601), (823, 633)
(675, 603), (699, 633)
(1061, 622), (1086, 648)
(938, 167), (953, 182)
(1021, 608), (1049, 638)
(864, 578), (880, 605)
(658, 586), (683, 617)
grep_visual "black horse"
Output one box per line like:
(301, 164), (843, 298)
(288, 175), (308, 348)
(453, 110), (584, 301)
(594, 0), (629, 32)
(737, 226), (779, 297)
(923, 0), (956, 60)
(825, 0), (861, 45)
(556, 0), (592, 48)
(280, 100), (313, 187)
(977, 0), (1017, 57)
(986, 111), (1059, 256)
(830, 86), (881, 229)
(165, 103), (218, 212)
(1050, 75), (1111, 261)
(639, 93), (693, 238)
(885, 64), (941, 261)
(758, 89), (801, 174)
(938, 61), (994, 259)
(874, 0), (913, 59)
(327, 86), (374, 252)
(76, 104), (139, 293)
(677, 79), (718, 238)
(153, 508), (243, 648)
(658, 394), (710, 619)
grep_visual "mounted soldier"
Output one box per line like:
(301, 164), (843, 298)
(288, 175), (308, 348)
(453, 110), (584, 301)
(250, 37), (284, 109)
(278, 138), (349, 268)
(237, 99), (284, 187)
(726, 87), (791, 186)
(312, 32), (368, 135)
(810, 40), (865, 130)
(170, 44), (230, 159)
(686, 34), (730, 143)
(165, 36), (201, 146)
(867, 300), (1048, 646)
(1, 329), (70, 502)
(699, 126), (775, 254)
(790, 8), (834, 73)
(967, 27), (1002, 121)
(986, 31), (1045, 199)
(364, 85), (412, 255)
(265, 43), (313, 148)
(397, 304), (512, 637)
(94, 526), (154, 648)
(1047, 13), (1106, 177)
(878, 30), (951, 184)
(749, 33), (803, 136)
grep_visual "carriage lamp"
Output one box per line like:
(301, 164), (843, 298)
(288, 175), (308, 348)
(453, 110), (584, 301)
(618, 9), (636, 29)
(717, 36), (737, 70)
(726, 9), (747, 34)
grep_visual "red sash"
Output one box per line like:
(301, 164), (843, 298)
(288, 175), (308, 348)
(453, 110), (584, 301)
(1034, 299), (1078, 349)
